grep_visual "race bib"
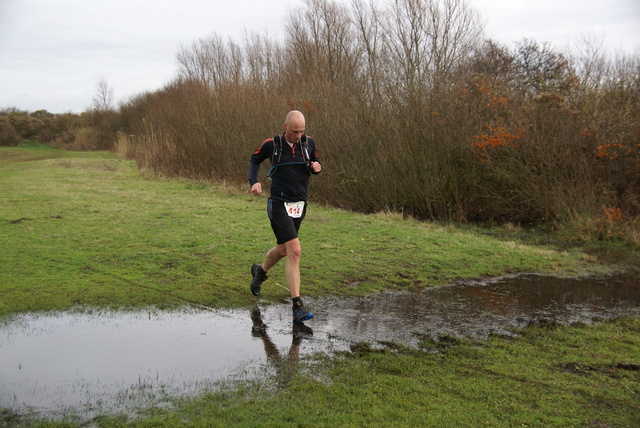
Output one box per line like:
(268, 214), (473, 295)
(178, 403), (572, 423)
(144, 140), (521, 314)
(285, 201), (305, 218)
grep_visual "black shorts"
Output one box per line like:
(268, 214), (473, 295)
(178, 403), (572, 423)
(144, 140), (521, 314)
(267, 198), (307, 244)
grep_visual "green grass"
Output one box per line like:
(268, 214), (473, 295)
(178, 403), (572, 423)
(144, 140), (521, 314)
(0, 146), (609, 316)
(159, 318), (637, 428)
(1, 145), (637, 427)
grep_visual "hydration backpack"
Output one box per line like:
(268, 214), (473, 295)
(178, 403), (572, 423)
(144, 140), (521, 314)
(266, 134), (312, 180)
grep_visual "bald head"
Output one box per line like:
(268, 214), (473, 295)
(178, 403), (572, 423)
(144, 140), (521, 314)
(285, 110), (305, 127)
(283, 110), (306, 144)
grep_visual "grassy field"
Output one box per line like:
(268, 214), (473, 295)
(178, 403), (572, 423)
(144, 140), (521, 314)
(0, 144), (613, 316)
(1, 144), (638, 426)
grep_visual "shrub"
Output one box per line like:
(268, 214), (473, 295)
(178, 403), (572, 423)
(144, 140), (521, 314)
(0, 116), (19, 146)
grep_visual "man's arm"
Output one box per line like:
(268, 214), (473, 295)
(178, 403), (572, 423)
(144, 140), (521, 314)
(248, 157), (261, 186)
(248, 139), (273, 195)
(308, 137), (321, 174)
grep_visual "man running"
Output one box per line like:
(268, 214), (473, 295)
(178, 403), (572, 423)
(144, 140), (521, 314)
(248, 110), (322, 322)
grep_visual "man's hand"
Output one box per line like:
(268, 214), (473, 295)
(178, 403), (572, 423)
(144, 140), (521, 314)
(311, 161), (321, 173)
(251, 182), (262, 196)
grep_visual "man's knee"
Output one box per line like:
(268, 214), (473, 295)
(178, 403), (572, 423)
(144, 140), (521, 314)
(285, 239), (302, 259)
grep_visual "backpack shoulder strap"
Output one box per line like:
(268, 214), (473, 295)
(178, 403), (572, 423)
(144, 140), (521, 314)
(272, 134), (283, 166)
(301, 135), (311, 170)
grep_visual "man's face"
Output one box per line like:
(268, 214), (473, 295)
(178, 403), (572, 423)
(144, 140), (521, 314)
(284, 119), (305, 144)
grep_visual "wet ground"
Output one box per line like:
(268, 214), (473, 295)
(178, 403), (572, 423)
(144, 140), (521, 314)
(1, 272), (639, 421)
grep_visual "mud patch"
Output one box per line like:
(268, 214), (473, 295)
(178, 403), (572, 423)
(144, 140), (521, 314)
(8, 218), (31, 224)
(1, 272), (638, 421)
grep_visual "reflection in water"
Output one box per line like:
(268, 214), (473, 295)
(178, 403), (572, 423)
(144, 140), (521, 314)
(250, 307), (313, 386)
(0, 309), (295, 421)
(0, 272), (638, 420)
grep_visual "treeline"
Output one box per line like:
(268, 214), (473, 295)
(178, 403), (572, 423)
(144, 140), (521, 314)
(0, 107), (118, 150)
(5, 0), (639, 243)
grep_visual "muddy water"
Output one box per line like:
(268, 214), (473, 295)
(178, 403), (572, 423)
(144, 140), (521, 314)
(322, 272), (640, 345)
(1, 272), (638, 420)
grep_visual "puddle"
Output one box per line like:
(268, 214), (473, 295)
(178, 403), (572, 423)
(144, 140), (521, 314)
(319, 272), (640, 345)
(1, 272), (638, 421)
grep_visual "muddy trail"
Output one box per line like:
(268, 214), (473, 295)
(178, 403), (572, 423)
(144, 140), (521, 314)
(1, 272), (639, 421)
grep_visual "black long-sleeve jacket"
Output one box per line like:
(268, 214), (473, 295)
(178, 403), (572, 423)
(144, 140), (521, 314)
(248, 134), (320, 202)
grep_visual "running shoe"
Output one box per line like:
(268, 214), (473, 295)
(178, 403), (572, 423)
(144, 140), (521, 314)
(250, 263), (268, 296)
(292, 298), (313, 322)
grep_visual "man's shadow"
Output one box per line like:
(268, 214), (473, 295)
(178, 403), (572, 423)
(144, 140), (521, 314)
(250, 306), (313, 386)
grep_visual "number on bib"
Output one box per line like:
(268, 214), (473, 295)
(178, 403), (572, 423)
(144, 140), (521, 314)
(284, 201), (305, 218)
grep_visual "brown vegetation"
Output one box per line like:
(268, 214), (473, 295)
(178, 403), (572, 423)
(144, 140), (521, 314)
(3, 0), (638, 244)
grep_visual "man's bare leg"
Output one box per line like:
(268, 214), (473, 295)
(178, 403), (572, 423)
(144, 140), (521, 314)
(283, 238), (301, 298)
(262, 244), (286, 272)
(262, 238), (301, 298)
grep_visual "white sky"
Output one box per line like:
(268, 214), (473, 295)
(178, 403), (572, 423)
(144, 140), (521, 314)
(0, 0), (638, 114)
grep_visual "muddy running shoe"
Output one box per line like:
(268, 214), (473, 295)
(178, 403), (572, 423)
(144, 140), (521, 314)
(292, 298), (313, 322)
(250, 263), (268, 296)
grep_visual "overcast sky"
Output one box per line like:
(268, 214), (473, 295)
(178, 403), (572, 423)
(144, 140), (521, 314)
(1, 0), (638, 114)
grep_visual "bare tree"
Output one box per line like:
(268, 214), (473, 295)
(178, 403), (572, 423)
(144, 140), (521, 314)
(381, 0), (482, 101)
(92, 78), (114, 112)
(285, 0), (358, 85)
(352, 0), (385, 105)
